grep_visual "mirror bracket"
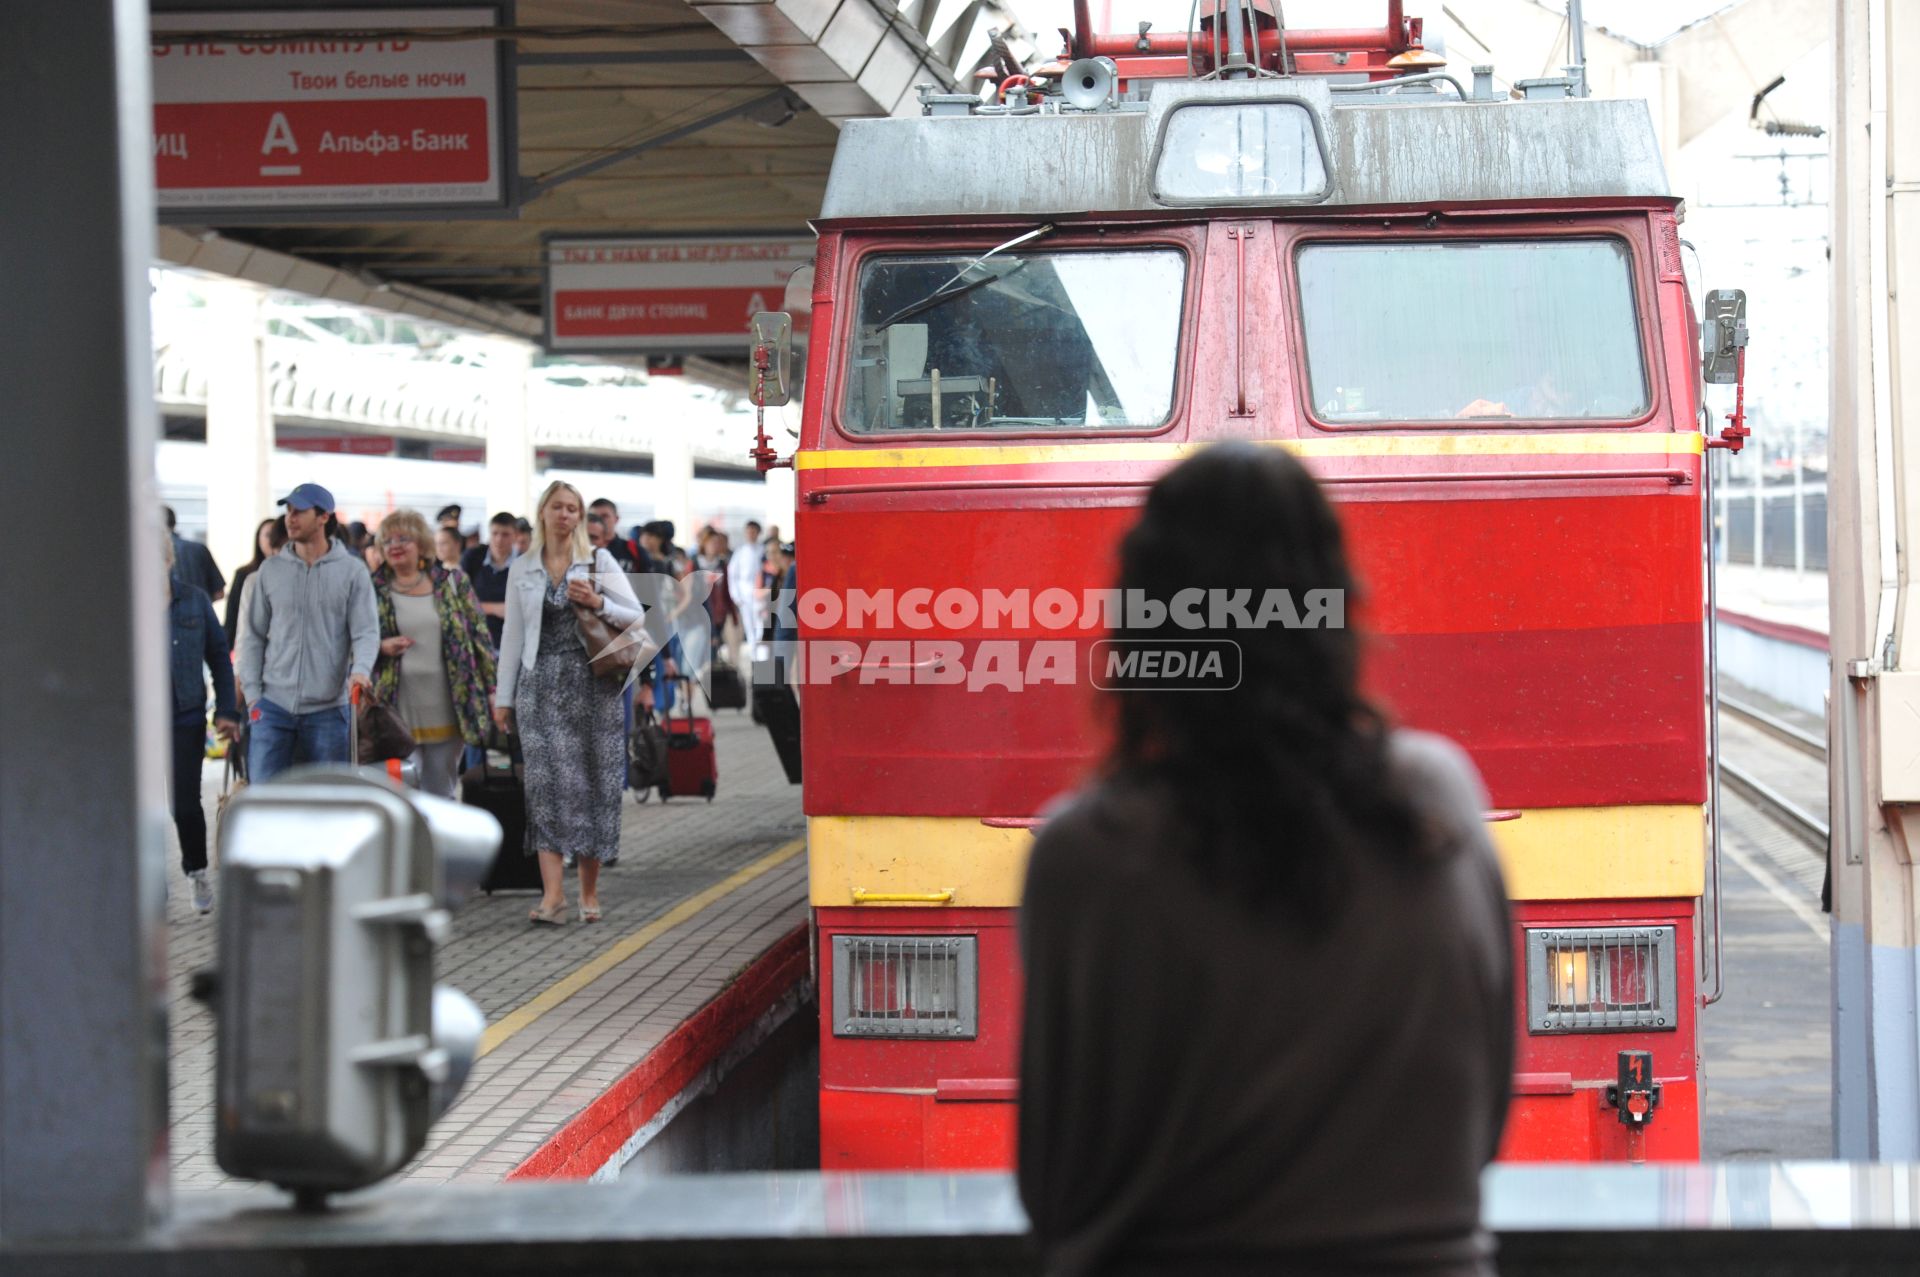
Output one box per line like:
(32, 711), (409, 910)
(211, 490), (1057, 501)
(1701, 289), (1751, 453)
(748, 311), (795, 472)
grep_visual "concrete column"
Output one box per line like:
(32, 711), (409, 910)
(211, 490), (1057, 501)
(652, 422), (695, 541)
(0, 0), (170, 1241)
(484, 340), (536, 518)
(202, 281), (273, 574)
(1830, 0), (1920, 1159)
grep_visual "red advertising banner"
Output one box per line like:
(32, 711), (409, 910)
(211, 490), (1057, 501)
(277, 435), (396, 455)
(151, 6), (507, 216)
(155, 98), (491, 188)
(545, 236), (816, 353)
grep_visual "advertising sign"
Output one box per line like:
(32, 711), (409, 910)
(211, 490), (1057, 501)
(151, 6), (512, 219)
(544, 235), (816, 354)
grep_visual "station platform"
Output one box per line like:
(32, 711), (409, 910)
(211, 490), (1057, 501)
(1717, 563), (1830, 642)
(164, 703), (807, 1188)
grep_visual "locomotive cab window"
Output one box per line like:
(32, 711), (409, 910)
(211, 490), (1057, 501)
(1297, 239), (1650, 424)
(842, 248), (1185, 433)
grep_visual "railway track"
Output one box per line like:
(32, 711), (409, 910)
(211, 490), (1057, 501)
(1717, 696), (1829, 855)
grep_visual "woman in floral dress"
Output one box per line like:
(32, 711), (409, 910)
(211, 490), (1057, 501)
(494, 481), (645, 925)
(368, 508), (496, 798)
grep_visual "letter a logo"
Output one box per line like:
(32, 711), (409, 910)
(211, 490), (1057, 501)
(745, 292), (768, 317)
(262, 111), (299, 155)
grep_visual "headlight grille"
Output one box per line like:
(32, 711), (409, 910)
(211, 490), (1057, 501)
(831, 935), (978, 1039)
(1525, 925), (1678, 1034)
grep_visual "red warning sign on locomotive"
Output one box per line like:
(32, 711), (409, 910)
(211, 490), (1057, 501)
(150, 6), (506, 215)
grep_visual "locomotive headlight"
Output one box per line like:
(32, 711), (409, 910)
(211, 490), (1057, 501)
(1525, 926), (1678, 1034)
(1152, 98), (1330, 205)
(1550, 948), (1589, 1008)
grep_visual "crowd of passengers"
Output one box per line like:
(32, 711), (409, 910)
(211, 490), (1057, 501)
(164, 486), (796, 920)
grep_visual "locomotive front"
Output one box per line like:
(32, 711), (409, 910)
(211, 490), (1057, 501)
(766, 19), (1736, 1168)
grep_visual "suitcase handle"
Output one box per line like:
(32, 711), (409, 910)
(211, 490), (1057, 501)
(349, 682), (361, 767)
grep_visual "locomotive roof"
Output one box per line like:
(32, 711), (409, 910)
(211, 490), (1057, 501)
(819, 77), (1672, 223)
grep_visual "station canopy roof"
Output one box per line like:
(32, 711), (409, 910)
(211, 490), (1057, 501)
(155, 0), (1036, 377)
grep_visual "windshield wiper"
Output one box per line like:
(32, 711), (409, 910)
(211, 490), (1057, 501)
(874, 223), (1055, 331)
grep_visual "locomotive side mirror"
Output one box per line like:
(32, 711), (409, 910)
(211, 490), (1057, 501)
(750, 311), (794, 408)
(1701, 289), (1748, 385)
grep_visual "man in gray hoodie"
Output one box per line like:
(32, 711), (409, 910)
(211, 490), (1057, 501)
(241, 483), (380, 783)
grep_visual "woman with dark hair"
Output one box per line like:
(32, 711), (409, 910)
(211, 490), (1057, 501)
(1017, 444), (1512, 1277)
(224, 516), (288, 646)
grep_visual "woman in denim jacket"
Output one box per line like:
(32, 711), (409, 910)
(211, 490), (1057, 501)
(166, 535), (241, 914)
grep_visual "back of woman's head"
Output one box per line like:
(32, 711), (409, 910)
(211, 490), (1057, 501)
(1105, 443), (1418, 921)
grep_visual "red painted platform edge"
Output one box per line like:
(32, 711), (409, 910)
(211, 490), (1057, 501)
(505, 923), (811, 1181)
(1718, 608), (1829, 653)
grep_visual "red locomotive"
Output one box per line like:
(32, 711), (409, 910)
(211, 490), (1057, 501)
(753, 0), (1740, 1168)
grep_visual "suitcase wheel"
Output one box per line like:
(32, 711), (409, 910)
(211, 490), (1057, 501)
(658, 782), (671, 802)
(702, 780), (716, 801)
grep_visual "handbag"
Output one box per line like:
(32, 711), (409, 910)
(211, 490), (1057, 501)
(357, 692), (417, 763)
(577, 604), (655, 682)
(574, 562), (655, 682)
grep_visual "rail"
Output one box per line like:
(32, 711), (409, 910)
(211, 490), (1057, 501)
(1718, 760), (1829, 853)
(1719, 694), (1827, 761)
(1715, 695), (1830, 854)
(26, 1164), (1920, 1276)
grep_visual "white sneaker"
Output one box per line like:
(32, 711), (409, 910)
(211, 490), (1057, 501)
(189, 869), (213, 914)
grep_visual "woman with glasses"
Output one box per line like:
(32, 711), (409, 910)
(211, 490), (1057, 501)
(368, 509), (497, 798)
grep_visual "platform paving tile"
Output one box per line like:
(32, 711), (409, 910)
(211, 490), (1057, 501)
(163, 704), (804, 1188)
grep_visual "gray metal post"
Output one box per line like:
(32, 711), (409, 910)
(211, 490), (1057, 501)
(0, 0), (170, 1241)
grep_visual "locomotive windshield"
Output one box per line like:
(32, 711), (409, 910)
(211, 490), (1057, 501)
(842, 249), (1185, 432)
(1297, 239), (1650, 423)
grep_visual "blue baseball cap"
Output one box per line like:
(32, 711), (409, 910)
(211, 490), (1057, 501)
(277, 483), (336, 512)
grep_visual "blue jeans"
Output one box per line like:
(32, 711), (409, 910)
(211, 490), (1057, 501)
(247, 697), (352, 784)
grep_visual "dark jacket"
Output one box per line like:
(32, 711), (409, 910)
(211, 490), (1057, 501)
(172, 533), (226, 601)
(224, 561), (261, 647)
(1018, 731), (1512, 1277)
(170, 574), (240, 726)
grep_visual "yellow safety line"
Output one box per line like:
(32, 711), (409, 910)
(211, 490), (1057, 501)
(477, 837), (807, 1058)
(794, 432), (1703, 471)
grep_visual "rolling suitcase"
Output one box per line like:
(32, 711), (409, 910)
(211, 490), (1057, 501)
(628, 710), (668, 801)
(463, 735), (539, 892)
(661, 677), (717, 802)
(708, 657), (747, 711)
(756, 681), (803, 785)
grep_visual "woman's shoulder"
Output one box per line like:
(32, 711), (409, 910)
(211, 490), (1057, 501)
(1386, 728), (1494, 860)
(1032, 776), (1170, 871)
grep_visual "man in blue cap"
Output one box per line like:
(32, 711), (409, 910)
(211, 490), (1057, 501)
(239, 483), (379, 782)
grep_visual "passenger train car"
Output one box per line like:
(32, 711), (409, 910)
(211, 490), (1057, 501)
(772, 3), (1740, 1167)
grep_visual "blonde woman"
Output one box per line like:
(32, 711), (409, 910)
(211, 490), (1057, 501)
(493, 481), (644, 924)
(369, 509), (497, 798)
